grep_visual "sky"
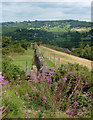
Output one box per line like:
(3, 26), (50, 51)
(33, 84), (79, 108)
(0, 0), (92, 22)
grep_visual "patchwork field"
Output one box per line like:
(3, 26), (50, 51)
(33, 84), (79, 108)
(71, 27), (91, 32)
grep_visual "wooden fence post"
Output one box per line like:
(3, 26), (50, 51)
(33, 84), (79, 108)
(50, 52), (51, 61)
(58, 56), (60, 67)
(54, 54), (55, 65)
(26, 61), (28, 72)
(48, 52), (50, 60)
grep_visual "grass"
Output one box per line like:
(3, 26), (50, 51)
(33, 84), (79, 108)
(3, 80), (32, 118)
(3, 80), (69, 118)
(42, 111), (68, 118)
(39, 46), (92, 70)
(44, 57), (55, 68)
(11, 48), (34, 71)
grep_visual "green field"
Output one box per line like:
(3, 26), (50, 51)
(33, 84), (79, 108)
(11, 48), (34, 71)
(44, 57), (55, 68)
(10, 47), (54, 70)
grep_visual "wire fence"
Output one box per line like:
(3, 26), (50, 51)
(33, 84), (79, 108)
(41, 51), (61, 68)
(12, 60), (33, 74)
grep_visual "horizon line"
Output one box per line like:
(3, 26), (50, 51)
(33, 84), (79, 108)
(1, 19), (91, 23)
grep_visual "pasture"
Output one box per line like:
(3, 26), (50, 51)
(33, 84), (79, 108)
(39, 46), (92, 70)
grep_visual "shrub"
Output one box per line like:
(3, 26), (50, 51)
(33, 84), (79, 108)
(2, 58), (25, 81)
(20, 40), (31, 50)
(53, 63), (92, 116)
(12, 45), (25, 53)
(2, 45), (25, 55)
(28, 63), (92, 117)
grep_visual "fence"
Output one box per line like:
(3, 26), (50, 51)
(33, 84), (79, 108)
(40, 50), (61, 68)
(12, 59), (33, 76)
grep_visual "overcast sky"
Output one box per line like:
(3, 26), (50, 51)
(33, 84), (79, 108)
(0, 0), (92, 22)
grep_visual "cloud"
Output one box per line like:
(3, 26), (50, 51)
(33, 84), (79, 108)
(1, 2), (91, 22)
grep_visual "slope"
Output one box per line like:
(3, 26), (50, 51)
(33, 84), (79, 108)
(39, 46), (92, 70)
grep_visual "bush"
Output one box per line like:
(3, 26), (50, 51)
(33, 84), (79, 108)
(53, 63), (92, 116)
(71, 45), (92, 60)
(20, 40), (31, 50)
(27, 63), (92, 117)
(12, 45), (25, 53)
(2, 45), (25, 55)
(2, 58), (25, 81)
(2, 47), (12, 55)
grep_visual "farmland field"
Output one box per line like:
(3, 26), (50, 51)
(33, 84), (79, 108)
(40, 46), (92, 70)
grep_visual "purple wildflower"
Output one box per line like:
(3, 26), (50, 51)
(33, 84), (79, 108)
(0, 72), (8, 87)
(0, 76), (4, 81)
(49, 72), (54, 76)
(26, 116), (30, 118)
(4, 91), (7, 93)
(31, 85), (36, 91)
(4, 81), (9, 84)
(62, 77), (67, 82)
(47, 78), (52, 84)
(73, 101), (79, 106)
(25, 93), (28, 96)
(36, 109), (41, 112)
(0, 83), (4, 86)
(16, 92), (18, 95)
(74, 91), (79, 96)
(0, 91), (7, 96)
(30, 70), (38, 82)
(67, 109), (76, 116)
(37, 73), (41, 79)
(75, 91), (78, 94)
(0, 72), (4, 81)
(43, 96), (47, 100)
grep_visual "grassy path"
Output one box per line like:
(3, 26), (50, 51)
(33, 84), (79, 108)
(39, 46), (92, 70)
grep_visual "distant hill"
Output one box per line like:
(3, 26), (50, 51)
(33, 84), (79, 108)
(1, 20), (91, 34)
(2, 20), (91, 28)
